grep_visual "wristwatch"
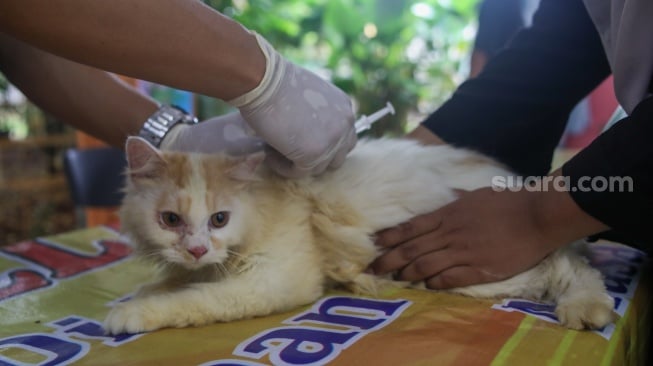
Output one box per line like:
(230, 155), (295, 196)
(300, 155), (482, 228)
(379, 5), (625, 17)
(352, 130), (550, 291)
(138, 105), (198, 148)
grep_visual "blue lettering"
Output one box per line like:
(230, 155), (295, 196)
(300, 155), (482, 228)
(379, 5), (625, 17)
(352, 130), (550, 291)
(614, 297), (623, 309)
(500, 300), (558, 322)
(209, 296), (412, 366)
(0, 334), (88, 366)
(606, 246), (644, 264)
(603, 274), (633, 294)
(236, 327), (358, 365)
(47, 316), (142, 347)
(290, 296), (410, 330)
(201, 359), (268, 366)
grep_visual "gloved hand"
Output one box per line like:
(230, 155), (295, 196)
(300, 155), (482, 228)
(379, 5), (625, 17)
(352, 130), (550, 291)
(229, 32), (357, 178)
(161, 112), (264, 155)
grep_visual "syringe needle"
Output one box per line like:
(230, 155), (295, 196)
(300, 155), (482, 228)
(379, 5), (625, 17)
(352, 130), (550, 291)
(366, 102), (395, 123)
(355, 102), (396, 133)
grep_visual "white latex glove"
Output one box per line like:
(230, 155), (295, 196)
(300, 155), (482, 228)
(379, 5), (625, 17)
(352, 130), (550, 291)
(229, 32), (357, 178)
(161, 112), (264, 155)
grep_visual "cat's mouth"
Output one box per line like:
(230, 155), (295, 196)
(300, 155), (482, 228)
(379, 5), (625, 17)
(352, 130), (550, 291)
(175, 246), (237, 271)
(182, 259), (208, 270)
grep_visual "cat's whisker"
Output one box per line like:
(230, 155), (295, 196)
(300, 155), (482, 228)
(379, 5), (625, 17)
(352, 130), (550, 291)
(224, 249), (251, 274)
(139, 252), (169, 266)
(137, 253), (161, 263)
(215, 262), (232, 278)
(226, 249), (247, 261)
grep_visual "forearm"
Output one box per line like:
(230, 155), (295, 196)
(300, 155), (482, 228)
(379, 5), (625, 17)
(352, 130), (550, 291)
(532, 169), (609, 248)
(0, 0), (264, 100)
(561, 96), (653, 245)
(0, 33), (158, 147)
(407, 124), (608, 247)
(422, 0), (610, 176)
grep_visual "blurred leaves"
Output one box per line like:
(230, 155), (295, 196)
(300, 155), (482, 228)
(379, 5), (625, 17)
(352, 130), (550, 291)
(205, 0), (479, 136)
(0, 73), (7, 91)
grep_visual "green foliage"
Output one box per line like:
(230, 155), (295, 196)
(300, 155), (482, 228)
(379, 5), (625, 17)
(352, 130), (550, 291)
(0, 73), (7, 92)
(204, 0), (479, 136)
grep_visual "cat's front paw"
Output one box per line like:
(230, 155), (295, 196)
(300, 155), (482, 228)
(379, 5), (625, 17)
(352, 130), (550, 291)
(104, 300), (165, 335)
(555, 293), (615, 330)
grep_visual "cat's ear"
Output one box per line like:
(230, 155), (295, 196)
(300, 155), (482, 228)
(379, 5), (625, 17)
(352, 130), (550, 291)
(125, 136), (166, 180)
(227, 151), (265, 182)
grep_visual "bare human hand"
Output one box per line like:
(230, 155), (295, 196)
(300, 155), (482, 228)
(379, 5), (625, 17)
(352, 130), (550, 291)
(368, 185), (607, 289)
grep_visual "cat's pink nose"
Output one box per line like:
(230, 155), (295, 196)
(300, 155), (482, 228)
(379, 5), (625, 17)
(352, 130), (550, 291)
(187, 246), (208, 259)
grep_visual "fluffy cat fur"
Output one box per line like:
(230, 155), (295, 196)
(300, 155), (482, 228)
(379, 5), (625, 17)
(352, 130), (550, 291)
(104, 136), (614, 334)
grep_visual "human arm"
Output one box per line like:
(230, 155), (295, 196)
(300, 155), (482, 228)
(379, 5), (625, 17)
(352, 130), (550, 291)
(0, 32), (158, 148)
(369, 165), (609, 288)
(372, 126), (611, 289)
(469, 0), (537, 78)
(425, 0), (611, 177)
(426, 0), (651, 243)
(369, 0), (624, 288)
(0, 33), (263, 153)
(0, 1), (357, 176)
(372, 95), (653, 288)
(561, 96), (653, 244)
(0, 0), (264, 100)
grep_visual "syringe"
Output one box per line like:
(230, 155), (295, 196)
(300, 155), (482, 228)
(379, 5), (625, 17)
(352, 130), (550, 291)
(354, 102), (395, 134)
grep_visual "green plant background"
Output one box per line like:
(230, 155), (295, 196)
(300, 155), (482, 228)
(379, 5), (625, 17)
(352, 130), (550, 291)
(201, 0), (479, 136)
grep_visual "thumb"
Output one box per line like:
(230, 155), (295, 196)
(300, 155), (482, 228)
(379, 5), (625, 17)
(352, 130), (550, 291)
(264, 146), (312, 178)
(224, 137), (266, 156)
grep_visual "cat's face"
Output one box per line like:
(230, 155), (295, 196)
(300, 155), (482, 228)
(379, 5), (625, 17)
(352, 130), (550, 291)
(120, 137), (263, 270)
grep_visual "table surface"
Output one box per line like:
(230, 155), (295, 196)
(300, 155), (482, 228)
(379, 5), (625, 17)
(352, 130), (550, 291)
(0, 226), (650, 366)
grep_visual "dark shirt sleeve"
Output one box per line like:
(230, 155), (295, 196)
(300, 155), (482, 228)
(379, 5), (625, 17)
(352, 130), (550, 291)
(423, 0), (652, 247)
(562, 96), (653, 245)
(475, 0), (531, 58)
(423, 0), (611, 177)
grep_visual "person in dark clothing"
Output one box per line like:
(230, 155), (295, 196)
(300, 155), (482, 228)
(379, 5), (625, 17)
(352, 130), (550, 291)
(470, 0), (539, 77)
(370, 0), (652, 290)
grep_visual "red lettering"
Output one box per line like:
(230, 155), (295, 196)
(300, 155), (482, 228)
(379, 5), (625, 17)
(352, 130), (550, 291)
(0, 269), (52, 300)
(2, 239), (132, 278)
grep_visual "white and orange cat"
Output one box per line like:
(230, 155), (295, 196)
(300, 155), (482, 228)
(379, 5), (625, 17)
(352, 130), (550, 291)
(104, 136), (614, 334)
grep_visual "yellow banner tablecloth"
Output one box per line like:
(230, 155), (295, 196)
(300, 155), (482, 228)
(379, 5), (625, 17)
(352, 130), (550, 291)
(0, 226), (650, 365)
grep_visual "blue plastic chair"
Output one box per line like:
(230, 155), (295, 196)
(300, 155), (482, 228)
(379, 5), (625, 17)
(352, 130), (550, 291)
(62, 147), (126, 226)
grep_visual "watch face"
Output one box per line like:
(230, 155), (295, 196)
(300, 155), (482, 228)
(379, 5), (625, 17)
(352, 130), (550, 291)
(139, 106), (196, 148)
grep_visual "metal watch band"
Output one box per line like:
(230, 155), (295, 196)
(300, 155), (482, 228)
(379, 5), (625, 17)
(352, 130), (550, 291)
(138, 105), (198, 148)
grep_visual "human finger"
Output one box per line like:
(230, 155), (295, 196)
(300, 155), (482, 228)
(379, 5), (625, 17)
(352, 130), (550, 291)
(369, 233), (449, 275)
(307, 158), (332, 177)
(326, 129), (356, 171)
(394, 247), (460, 282)
(224, 137), (266, 155)
(424, 266), (488, 290)
(264, 147), (312, 178)
(374, 210), (444, 249)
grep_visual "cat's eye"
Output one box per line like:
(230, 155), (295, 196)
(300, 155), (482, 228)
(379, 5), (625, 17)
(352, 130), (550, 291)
(161, 212), (183, 227)
(210, 211), (230, 228)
